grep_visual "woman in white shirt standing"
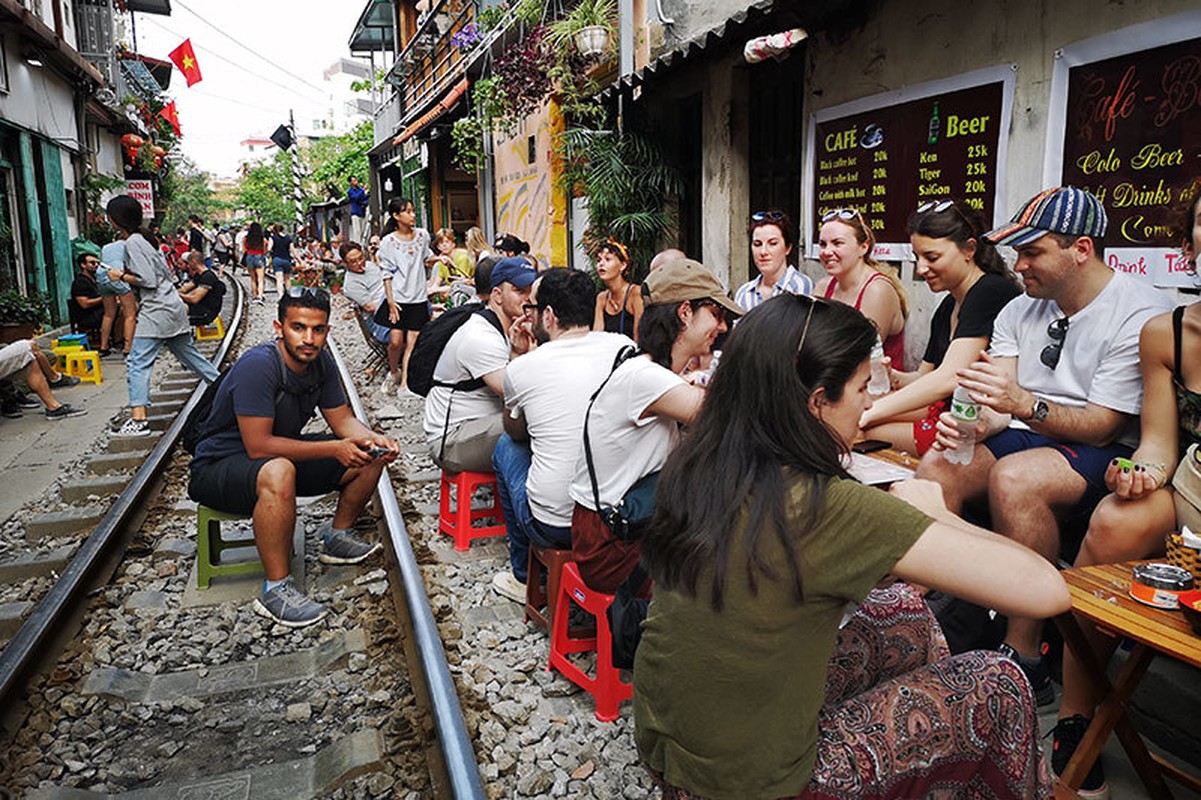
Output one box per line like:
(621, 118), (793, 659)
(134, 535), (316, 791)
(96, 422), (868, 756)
(375, 197), (435, 395)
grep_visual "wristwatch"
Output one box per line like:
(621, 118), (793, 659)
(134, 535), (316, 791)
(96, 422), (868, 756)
(1028, 396), (1050, 423)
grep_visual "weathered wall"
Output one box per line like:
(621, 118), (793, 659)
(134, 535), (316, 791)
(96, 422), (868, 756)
(0, 37), (80, 148)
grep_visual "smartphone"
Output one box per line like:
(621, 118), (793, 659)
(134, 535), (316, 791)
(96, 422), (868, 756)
(366, 445), (392, 459)
(852, 439), (892, 454)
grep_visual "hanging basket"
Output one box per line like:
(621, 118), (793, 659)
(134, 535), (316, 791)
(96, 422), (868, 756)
(574, 25), (610, 58)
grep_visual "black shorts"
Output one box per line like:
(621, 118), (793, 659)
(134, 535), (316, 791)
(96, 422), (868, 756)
(373, 301), (430, 331)
(188, 434), (347, 516)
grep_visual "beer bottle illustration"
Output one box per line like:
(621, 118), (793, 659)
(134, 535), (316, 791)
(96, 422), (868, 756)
(928, 100), (941, 145)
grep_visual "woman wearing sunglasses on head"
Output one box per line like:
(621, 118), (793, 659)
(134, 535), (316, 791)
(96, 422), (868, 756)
(635, 294), (1066, 800)
(859, 199), (1020, 455)
(592, 239), (644, 342)
(735, 210), (814, 312)
(816, 208), (908, 367)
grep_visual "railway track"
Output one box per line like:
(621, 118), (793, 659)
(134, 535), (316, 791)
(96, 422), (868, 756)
(0, 280), (483, 799)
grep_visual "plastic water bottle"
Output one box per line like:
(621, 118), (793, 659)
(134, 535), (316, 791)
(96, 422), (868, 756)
(868, 338), (890, 396)
(943, 386), (979, 465)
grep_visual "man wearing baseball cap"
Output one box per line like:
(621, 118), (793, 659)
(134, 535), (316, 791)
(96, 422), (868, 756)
(423, 257), (538, 472)
(915, 188), (1172, 712)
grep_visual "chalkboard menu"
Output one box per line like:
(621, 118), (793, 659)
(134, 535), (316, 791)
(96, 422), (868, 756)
(809, 77), (1008, 259)
(1059, 35), (1201, 285)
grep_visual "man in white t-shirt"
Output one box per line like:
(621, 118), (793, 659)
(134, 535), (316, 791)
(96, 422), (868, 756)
(917, 186), (1172, 704)
(489, 268), (635, 602)
(423, 257), (536, 472)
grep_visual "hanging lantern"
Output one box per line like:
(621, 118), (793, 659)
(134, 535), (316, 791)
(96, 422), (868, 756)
(120, 133), (144, 149)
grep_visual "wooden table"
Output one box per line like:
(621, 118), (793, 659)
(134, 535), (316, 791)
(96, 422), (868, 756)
(1054, 561), (1201, 799)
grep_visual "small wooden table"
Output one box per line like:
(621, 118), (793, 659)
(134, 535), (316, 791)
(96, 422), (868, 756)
(1054, 561), (1201, 799)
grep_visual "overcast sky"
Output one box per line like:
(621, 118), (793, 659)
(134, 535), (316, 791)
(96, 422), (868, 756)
(132, 0), (371, 178)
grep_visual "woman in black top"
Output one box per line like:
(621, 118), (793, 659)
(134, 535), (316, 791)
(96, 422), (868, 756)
(859, 199), (1019, 454)
(591, 240), (643, 342)
(269, 223), (296, 296)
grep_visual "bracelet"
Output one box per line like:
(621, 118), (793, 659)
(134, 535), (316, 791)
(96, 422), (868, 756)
(1136, 461), (1169, 490)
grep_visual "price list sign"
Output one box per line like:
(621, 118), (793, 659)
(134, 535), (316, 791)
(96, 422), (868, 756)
(807, 75), (1010, 260)
(1058, 34), (1201, 287)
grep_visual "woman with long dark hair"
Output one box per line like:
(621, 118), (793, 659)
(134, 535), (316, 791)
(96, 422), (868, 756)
(592, 239), (643, 342)
(859, 199), (1019, 454)
(105, 195), (219, 437)
(569, 259), (738, 593)
(376, 197), (434, 394)
(244, 222), (268, 305)
(634, 294), (1067, 799)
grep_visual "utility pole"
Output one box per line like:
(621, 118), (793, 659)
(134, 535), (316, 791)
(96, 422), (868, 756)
(287, 110), (305, 233)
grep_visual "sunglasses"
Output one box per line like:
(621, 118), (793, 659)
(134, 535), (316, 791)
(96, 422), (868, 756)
(521, 302), (546, 315)
(286, 286), (329, 299)
(916, 198), (975, 230)
(751, 210), (785, 223)
(821, 208), (863, 223)
(796, 296), (819, 355)
(1040, 316), (1069, 370)
(692, 299), (728, 325)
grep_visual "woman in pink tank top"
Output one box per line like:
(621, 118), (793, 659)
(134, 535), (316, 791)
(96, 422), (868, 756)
(815, 208), (907, 366)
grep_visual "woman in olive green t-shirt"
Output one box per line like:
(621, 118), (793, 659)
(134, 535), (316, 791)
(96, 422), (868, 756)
(635, 296), (1069, 800)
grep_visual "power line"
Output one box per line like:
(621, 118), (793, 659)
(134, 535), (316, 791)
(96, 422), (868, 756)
(171, 0), (333, 96)
(138, 16), (330, 107)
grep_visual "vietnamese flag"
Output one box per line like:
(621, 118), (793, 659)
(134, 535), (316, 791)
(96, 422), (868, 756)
(159, 101), (181, 136)
(168, 38), (203, 87)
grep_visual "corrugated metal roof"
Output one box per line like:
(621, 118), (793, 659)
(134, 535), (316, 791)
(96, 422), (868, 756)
(119, 58), (164, 100)
(603, 0), (777, 97)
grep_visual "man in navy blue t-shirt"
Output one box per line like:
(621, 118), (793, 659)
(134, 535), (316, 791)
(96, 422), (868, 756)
(189, 288), (398, 628)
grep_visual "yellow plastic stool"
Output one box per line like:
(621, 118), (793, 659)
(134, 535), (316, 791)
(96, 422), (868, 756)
(196, 505), (264, 589)
(195, 317), (225, 341)
(64, 350), (102, 384)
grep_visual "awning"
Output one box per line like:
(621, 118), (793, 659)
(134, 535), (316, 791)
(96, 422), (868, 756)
(603, 0), (784, 97)
(119, 58), (164, 100)
(393, 77), (469, 146)
(123, 0), (171, 14)
(349, 0), (396, 55)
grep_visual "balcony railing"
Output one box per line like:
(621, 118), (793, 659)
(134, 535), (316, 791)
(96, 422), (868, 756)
(374, 91), (404, 147)
(384, 0), (475, 126)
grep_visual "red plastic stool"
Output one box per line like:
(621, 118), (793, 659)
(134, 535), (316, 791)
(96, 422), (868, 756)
(438, 470), (506, 551)
(525, 544), (574, 631)
(548, 562), (632, 722)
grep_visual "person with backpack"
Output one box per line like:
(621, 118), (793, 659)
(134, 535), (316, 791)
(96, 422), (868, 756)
(105, 195), (219, 438)
(420, 257), (537, 474)
(187, 287), (397, 628)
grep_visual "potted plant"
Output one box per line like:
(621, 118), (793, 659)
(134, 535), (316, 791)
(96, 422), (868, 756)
(0, 289), (50, 343)
(547, 0), (616, 59)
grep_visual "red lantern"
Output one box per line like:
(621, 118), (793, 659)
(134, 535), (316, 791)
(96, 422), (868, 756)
(121, 133), (144, 165)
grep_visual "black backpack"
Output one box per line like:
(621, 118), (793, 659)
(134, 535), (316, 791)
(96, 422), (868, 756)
(182, 343), (323, 454)
(406, 303), (504, 397)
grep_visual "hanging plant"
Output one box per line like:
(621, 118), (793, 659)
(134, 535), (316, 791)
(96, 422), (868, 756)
(450, 23), (482, 49)
(493, 24), (554, 119)
(451, 115), (485, 172)
(545, 0), (616, 60)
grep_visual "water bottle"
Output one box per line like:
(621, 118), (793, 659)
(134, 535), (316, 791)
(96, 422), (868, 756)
(868, 338), (890, 396)
(943, 386), (979, 465)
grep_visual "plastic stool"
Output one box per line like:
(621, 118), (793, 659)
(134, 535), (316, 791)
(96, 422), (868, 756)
(195, 316), (225, 341)
(548, 562), (633, 721)
(55, 334), (89, 348)
(64, 350), (102, 384)
(525, 545), (574, 631)
(438, 470), (506, 551)
(196, 504), (264, 589)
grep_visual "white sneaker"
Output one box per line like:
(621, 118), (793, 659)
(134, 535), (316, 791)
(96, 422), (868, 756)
(491, 571), (527, 604)
(379, 374), (396, 396)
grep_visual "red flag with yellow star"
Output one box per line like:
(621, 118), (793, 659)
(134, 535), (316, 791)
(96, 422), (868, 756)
(168, 38), (202, 87)
(159, 101), (181, 136)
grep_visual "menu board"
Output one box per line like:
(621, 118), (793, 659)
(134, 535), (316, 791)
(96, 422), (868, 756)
(807, 72), (1011, 260)
(1058, 34), (1201, 287)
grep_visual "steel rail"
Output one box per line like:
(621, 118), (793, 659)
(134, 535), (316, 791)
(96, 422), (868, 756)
(326, 337), (485, 799)
(0, 276), (246, 705)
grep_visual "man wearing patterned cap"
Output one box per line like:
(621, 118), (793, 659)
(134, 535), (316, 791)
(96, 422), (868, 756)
(915, 187), (1171, 704)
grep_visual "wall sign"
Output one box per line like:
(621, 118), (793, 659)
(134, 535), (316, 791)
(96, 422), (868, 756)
(1046, 11), (1201, 288)
(804, 66), (1015, 261)
(125, 179), (154, 219)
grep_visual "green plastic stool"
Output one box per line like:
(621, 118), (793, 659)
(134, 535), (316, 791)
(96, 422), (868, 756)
(196, 504), (264, 589)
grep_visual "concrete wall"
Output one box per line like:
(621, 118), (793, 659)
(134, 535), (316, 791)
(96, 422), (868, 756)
(0, 37), (80, 148)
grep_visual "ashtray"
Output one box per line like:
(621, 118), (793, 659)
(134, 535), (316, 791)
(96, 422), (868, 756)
(1179, 590), (1201, 636)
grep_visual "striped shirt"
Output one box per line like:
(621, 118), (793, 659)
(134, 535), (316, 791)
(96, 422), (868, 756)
(735, 265), (814, 311)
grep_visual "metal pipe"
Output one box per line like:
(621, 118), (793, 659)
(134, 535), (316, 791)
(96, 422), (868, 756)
(654, 0), (674, 27)
(0, 275), (245, 705)
(326, 337), (485, 799)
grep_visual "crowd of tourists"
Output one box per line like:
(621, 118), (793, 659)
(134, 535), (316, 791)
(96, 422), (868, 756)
(10, 175), (1198, 798)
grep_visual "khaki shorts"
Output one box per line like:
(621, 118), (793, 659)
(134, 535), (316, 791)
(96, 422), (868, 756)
(0, 340), (35, 382)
